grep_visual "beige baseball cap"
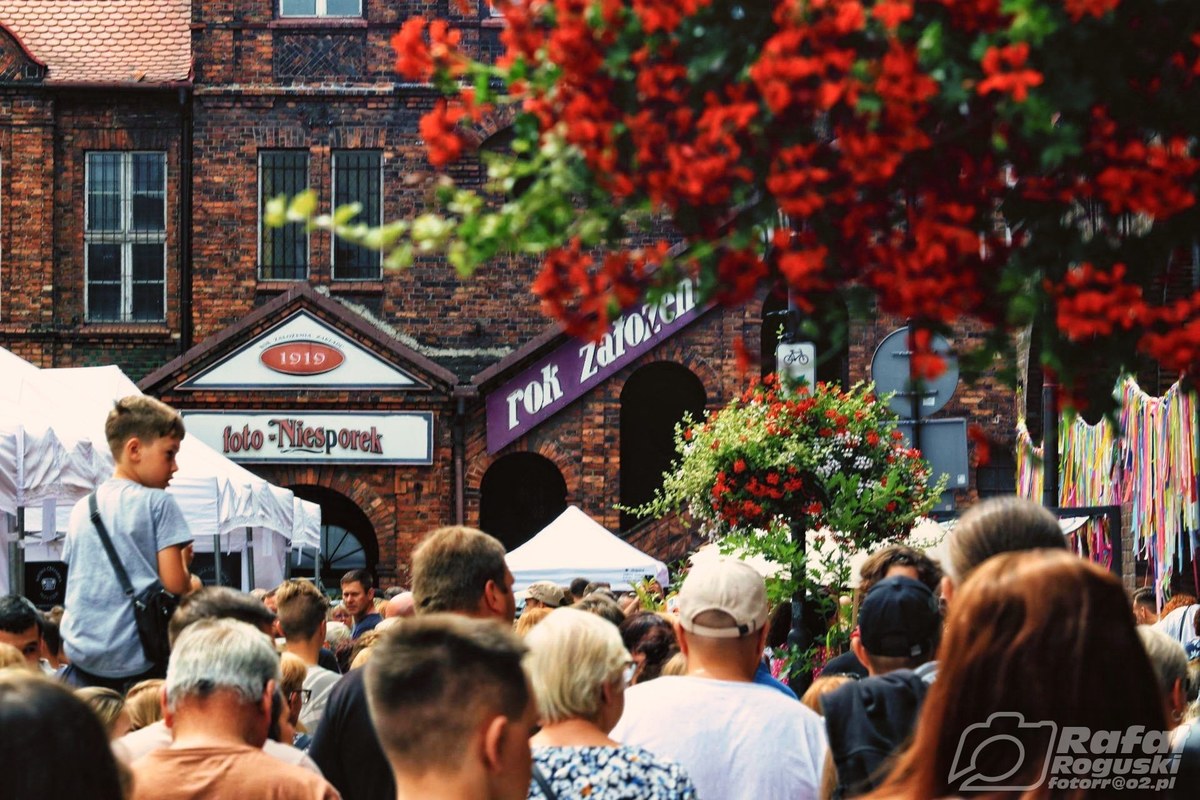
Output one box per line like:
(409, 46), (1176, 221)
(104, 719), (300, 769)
(678, 557), (768, 638)
(525, 581), (567, 608)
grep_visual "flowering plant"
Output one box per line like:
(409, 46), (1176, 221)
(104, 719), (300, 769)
(630, 375), (944, 673)
(638, 376), (945, 544)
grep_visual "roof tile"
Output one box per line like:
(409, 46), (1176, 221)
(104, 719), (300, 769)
(1, 1), (190, 84)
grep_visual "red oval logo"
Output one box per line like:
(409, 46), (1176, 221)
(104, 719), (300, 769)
(260, 341), (346, 375)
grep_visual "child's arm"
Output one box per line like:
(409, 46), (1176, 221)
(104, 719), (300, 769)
(157, 544), (193, 595)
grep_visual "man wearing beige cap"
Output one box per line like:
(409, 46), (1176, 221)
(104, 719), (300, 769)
(611, 557), (828, 799)
(523, 581), (567, 610)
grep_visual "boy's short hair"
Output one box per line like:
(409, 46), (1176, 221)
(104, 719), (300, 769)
(105, 396), (186, 459)
(0, 595), (40, 634)
(365, 615), (529, 771)
(411, 527), (508, 614)
(341, 568), (374, 591)
(276, 586), (329, 642)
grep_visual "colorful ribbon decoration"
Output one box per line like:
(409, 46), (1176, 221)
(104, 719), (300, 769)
(1017, 377), (1200, 598)
(1016, 413), (1117, 568)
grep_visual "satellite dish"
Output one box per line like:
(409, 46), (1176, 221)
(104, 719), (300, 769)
(870, 327), (959, 419)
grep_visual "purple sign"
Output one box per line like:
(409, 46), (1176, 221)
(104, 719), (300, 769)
(487, 277), (707, 452)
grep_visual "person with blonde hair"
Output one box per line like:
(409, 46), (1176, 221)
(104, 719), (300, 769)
(124, 678), (164, 731)
(76, 686), (131, 740)
(524, 608), (697, 799)
(0, 643), (29, 670)
(514, 606), (551, 638)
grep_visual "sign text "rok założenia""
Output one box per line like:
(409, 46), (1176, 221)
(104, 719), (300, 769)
(486, 277), (707, 452)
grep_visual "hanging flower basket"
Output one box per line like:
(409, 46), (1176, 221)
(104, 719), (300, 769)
(631, 375), (946, 628)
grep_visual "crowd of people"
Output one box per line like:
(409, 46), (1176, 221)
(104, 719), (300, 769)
(3, 400), (1200, 798)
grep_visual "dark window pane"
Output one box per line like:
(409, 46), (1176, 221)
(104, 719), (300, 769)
(131, 154), (164, 191)
(88, 154), (121, 193)
(87, 154), (123, 231)
(88, 284), (122, 321)
(326, 0), (360, 15)
(260, 151), (309, 279)
(130, 283), (164, 321)
(131, 243), (164, 281)
(333, 151), (381, 279)
(131, 196), (165, 231)
(280, 0), (317, 16)
(88, 244), (122, 281)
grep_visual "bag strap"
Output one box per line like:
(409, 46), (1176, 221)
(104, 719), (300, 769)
(531, 764), (559, 800)
(88, 492), (136, 600)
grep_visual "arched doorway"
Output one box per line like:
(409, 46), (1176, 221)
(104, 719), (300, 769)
(619, 362), (706, 531)
(479, 453), (568, 551)
(290, 484), (378, 594)
(761, 288), (850, 385)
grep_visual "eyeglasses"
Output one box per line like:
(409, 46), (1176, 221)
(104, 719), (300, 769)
(290, 688), (313, 704)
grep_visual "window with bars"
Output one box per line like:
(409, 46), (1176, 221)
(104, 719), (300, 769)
(85, 152), (167, 322)
(332, 150), (382, 280)
(279, 0), (361, 17)
(259, 151), (310, 280)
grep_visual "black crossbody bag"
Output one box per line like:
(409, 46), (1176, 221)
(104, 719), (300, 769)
(88, 493), (179, 672)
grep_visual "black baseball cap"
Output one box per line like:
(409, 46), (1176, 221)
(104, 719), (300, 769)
(858, 575), (940, 659)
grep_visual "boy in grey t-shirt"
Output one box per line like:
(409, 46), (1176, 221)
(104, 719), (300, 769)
(61, 396), (195, 689)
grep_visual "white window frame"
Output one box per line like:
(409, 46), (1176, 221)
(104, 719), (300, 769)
(84, 151), (167, 323)
(331, 149), (384, 281)
(279, 0), (363, 18)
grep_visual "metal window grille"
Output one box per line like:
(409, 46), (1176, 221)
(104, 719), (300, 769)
(332, 150), (382, 281)
(259, 151), (310, 280)
(279, 0), (361, 17)
(84, 152), (167, 322)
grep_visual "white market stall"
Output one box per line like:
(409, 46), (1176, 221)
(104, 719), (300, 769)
(507, 505), (669, 592)
(0, 349), (319, 594)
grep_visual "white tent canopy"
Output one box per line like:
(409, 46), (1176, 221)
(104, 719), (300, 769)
(507, 506), (669, 592)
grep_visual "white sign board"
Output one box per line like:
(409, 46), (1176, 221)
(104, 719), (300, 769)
(776, 342), (816, 387)
(180, 310), (424, 390)
(183, 411), (434, 465)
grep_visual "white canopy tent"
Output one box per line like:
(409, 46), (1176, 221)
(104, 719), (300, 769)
(0, 349), (320, 593)
(507, 506), (669, 592)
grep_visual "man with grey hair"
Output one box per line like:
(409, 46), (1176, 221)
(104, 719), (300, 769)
(113, 586), (320, 775)
(1138, 626), (1190, 726)
(129, 618), (338, 799)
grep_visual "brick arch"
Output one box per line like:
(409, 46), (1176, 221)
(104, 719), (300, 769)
(470, 440), (579, 502)
(460, 106), (520, 151)
(268, 465), (396, 551)
(613, 349), (721, 408)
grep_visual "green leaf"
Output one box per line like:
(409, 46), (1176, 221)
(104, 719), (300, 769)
(286, 190), (318, 222)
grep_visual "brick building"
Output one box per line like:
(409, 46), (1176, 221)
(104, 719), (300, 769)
(0, 1), (1016, 587)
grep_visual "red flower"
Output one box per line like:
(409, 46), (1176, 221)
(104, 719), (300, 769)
(419, 101), (466, 167)
(733, 459), (747, 474)
(1064, 0), (1119, 21)
(392, 18), (432, 81)
(978, 43), (1043, 103)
